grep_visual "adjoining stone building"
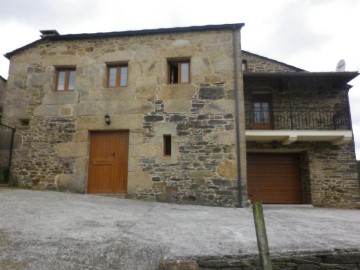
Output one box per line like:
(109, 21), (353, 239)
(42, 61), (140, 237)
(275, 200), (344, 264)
(242, 50), (360, 208)
(2, 24), (359, 208)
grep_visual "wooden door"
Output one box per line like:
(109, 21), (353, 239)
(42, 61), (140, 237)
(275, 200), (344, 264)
(247, 153), (302, 203)
(88, 131), (129, 194)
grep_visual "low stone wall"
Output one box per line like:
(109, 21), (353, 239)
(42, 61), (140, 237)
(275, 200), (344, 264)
(158, 249), (360, 269)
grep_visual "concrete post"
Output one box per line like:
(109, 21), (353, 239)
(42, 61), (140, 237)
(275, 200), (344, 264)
(253, 202), (272, 270)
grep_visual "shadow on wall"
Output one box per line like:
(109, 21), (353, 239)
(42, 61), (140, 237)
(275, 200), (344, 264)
(0, 166), (9, 184)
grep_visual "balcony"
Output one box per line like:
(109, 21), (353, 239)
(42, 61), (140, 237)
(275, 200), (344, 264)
(245, 105), (353, 145)
(246, 106), (351, 130)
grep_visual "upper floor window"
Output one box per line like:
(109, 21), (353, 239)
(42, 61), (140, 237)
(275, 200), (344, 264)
(107, 63), (128, 87)
(56, 68), (76, 91)
(253, 94), (272, 130)
(242, 60), (248, 71)
(167, 59), (190, 84)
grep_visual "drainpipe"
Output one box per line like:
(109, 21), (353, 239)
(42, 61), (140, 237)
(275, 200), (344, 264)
(232, 28), (243, 207)
(287, 81), (294, 130)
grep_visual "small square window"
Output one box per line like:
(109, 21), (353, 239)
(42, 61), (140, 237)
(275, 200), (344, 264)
(107, 64), (128, 87)
(167, 60), (190, 84)
(55, 68), (76, 91)
(19, 119), (30, 126)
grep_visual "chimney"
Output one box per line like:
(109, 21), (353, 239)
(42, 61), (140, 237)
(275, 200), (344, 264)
(40, 30), (60, 38)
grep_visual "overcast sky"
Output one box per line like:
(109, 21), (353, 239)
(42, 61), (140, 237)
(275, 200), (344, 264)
(1, 0), (360, 156)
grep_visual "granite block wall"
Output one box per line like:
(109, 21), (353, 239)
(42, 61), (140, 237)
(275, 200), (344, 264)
(2, 28), (246, 206)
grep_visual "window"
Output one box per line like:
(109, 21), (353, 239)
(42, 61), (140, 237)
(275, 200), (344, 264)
(163, 135), (171, 156)
(19, 119), (30, 127)
(167, 60), (190, 84)
(55, 68), (76, 91)
(253, 95), (272, 130)
(107, 64), (128, 87)
(242, 60), (248, 71)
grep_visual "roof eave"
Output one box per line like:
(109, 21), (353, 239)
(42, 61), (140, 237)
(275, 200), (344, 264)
(49, 23), (245, 41)
(4, 38), (43, 59)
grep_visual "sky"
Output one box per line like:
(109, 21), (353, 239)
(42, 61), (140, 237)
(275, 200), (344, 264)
(1, 0), (360, 156)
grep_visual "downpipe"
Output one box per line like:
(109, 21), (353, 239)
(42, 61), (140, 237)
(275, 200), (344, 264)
(232, 28), (243, 207)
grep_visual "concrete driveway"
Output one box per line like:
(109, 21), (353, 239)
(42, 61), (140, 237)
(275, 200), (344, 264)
(0, 189), (359, 269)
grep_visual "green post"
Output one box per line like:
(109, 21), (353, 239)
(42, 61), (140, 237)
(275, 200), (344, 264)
(253, 202), (272, 270)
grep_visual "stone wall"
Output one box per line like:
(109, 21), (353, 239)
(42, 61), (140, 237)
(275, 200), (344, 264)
(244, 79), (348, 110)
(242, 51), (303, 73)
(3, 29), (245, 206)
(133, 111), (239, 206)
(158, 249), (360, 269)
(244, 78), (349, 130)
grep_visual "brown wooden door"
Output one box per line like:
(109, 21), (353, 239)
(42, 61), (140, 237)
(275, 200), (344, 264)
(247, 153), (301, 203)
(88, 131), (129, 194)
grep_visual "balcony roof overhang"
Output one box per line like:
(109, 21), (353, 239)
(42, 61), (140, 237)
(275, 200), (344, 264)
(245, 130), (353, 145)
(244, 71), (359, 81)
(243, 71), (359, 88)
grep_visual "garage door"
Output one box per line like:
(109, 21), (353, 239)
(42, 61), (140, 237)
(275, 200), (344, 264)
(247, 153), (301, 203)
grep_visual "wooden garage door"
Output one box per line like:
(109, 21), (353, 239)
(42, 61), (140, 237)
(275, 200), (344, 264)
(247, 153), (301, 203)
(88, 131), (129, 194)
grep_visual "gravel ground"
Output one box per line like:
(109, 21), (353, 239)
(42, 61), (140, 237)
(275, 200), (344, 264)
(0, 188), (359, 269)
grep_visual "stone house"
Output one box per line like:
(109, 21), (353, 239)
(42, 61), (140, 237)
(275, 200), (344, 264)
(2, 24), (359, 208)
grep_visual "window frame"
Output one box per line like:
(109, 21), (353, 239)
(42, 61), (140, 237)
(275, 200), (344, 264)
(252, 94), (273, 130)
(55, 67), (76, 92)
(167, 59), (190, 84)
(106, 63), (128, 88)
